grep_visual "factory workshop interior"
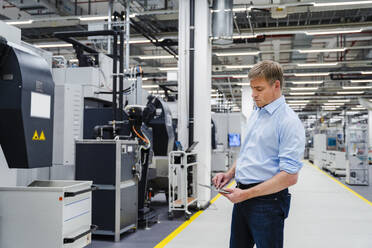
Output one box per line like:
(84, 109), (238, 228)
(0, 0), (372, 247)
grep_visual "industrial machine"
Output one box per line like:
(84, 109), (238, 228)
(346, 125), (369, 185)
(0, 34), (94, 248)
(168, 148), (198, 220)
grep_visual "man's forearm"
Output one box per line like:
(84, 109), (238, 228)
(242, 171), (298, 200)
(226, 160), (236, 179)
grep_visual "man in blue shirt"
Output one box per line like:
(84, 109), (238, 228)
(212, 60), (305, 248)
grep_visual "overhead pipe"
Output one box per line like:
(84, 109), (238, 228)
(212, 0), (233, 45)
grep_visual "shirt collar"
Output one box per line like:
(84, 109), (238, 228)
(262, 95), (285, 115)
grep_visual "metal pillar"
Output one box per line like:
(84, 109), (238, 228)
(178, 0), (190, 149)
(194, 0), (212, 207)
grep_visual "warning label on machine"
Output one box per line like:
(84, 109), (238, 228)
(32, 130), (46, 141)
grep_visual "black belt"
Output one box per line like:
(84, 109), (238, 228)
(236, 182), (261, 189)
(236, 182), (288, 197)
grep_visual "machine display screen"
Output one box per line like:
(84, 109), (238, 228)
(228, 133), (241, 147)
(327, 137), (337, 147)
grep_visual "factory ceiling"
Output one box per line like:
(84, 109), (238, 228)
(1, 0), (372, 121)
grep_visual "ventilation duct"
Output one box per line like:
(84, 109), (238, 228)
(212, 0), (233, 45)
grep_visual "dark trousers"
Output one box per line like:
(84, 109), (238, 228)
(229, 185), (291, 248)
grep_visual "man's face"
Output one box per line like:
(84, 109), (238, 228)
(250, 77), (280, 107)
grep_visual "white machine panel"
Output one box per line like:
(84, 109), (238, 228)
(0, 180), (93, 248)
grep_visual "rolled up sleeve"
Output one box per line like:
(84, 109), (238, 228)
(278, 118), (305, 174)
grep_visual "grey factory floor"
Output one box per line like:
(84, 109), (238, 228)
(89, 161), (372, 248)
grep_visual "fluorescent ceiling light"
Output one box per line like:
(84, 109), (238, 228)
(142, 85), (158, 88)
(142, 77), (149, 81)
(313, 1), (372, 7)
(79, 16), (109, 21)
(289, 92), (316, 95)
(6, 20), (33, 25)
(225, 65), (254, 69)
(305, 29), (362, 36)
(158, 67), (178, 71)
(232, 75), (248, 78)
(328, 99), (350, 102)
(351, 107), (366, 110)
(232, 34), (259, 39)
(35, 43), (73, 48)
(149, 90), (165, 93)
(138, 55), (175, 60)
(233, 7), (253, 12)
(342, 86), (372, 90)
(287, 100), (310, 103)
(69, 59), (78, 62)
(298, 48), (346, 53)
(337, 91), (364, 94)
(294, 72), (330, 76)
(288, 103), (307, 106)
(215, 51), (260, 56)
(129, 38), (164, 44)
(350, 79), (372, 83)
(291, 81), (323, 84)
(361, 71), (372, 75)
(297, 62), (338, 67)
(324, 102), (345, 105)
(290, 87), (318, 91)
(236, 83), (250, 86)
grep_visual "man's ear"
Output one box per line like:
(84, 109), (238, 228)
(275, 80), (281, 89)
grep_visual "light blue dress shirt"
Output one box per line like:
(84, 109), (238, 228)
(235, 95), (305, 184)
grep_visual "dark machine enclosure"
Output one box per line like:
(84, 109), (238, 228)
(0, 42), (54, 168)
(75, 141), (138, 233)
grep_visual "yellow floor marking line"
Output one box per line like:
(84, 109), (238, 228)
(305, 160), (372, 207)
(154, 180), (236, 248)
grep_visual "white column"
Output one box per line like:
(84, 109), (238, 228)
(241, 85), (254, 141)
(194, 0), (212, 207)
(177, 0), (190, 149)
(369, 110), (372, 151)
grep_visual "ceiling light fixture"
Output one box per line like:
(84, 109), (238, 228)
(6, 20), (33, 25)
(142, 85), (158, 88)
(297, 48), (346, 53)
(290, 87), (318, 91)
(297, 62), (338, 67)
(342, 86), (372, 90)
(305, 29), (362, 36)
(361, 71), (372, 75)
(291, 81), (323, 84)
(158, 67), (178, 71)
(313, 1), (372, 7)
(224, 65), (254, 69)
(337, 91), (364, 94)
(323, 103), (345, 106)
(232, 75), (249, 78)
(35, 43), (73, 48)
(138, 55), (175, 60)
(294, 72), (330, 76)
(289, 92), (316, 95)
(79, 16), (109, 21)
(328, 99), (350, 102)
(215, 51), (260, 56)
(287, 100), (310, 103)
(350, 79), (372, 83)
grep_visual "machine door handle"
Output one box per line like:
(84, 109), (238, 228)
(64, 185), (98, 198)
(63, 225), (98, 244)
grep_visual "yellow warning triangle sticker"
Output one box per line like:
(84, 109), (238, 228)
(39, 131), (46, 141)
(32, 130), (39, 140)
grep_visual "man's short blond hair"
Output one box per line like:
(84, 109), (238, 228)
(248, 60), (284, 90)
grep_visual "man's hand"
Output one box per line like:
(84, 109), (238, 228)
(220, 188), (249, 203)
(212, 172), (232, 189)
